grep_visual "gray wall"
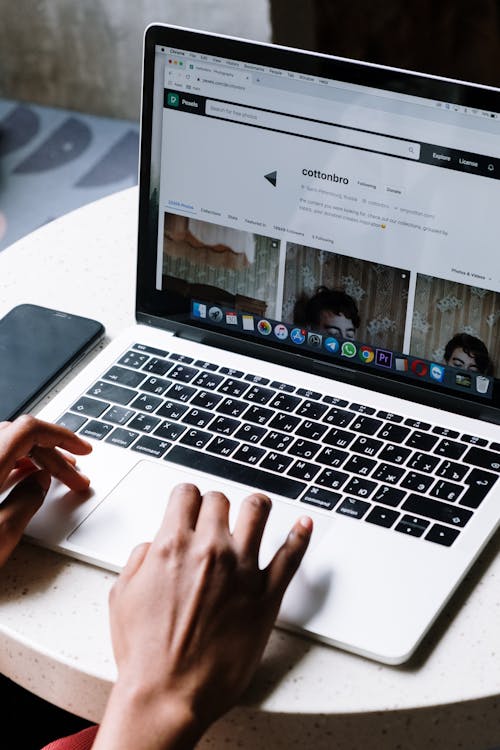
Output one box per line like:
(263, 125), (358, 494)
(0, 0), (271, 120)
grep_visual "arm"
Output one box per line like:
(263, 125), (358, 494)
(93, 483), (312, 750)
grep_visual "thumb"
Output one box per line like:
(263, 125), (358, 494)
(0, 470), (51, 567)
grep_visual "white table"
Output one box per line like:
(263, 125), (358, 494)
(1, 187), (500, 750)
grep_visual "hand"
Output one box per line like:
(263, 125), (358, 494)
(95, 483), (313, 750)
(0, 415), (92, 566)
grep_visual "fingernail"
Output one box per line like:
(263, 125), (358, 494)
(299, 516), (313, 533)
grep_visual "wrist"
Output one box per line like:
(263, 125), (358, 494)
(94, 678), (202, 750)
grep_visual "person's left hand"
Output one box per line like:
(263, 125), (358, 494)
(0, 415), (92, 566)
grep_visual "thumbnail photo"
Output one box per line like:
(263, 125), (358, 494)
(282, 243), (411, 350)
(162, 212), (280, 317)
(410, 274), (500, 377)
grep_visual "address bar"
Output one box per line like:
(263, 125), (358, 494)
(206, 100), (421, 160)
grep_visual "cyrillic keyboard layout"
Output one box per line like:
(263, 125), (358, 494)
(57, 343), (500, 548)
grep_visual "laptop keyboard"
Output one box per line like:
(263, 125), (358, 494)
(57, 343), (500, 548)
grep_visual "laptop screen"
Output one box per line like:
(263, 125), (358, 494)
(137, 25), (500, 421)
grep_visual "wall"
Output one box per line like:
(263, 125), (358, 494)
(0, 0), (271, 120)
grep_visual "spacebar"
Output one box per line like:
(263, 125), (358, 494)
(165, 446), (306, 500)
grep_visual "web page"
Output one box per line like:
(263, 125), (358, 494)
(150, 47), (500, 401)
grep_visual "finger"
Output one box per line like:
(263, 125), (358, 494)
(232, 493), (272, 560)
(265, 516), (313, 601)
(29, 446), (90, 491)
(196, 490), (231, 534)
(0, 470), (51, 567)
(0, 416), (92, 485)
(118, 542), (150, 583)
(156, 483), (203, 536)
(2, 460), (38, 492)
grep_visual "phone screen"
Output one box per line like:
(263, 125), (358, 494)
(0, 304), (104, 421)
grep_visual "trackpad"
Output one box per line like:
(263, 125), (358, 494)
(68, 460), (323, 571)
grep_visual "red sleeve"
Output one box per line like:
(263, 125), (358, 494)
(41, 725), (99, 750)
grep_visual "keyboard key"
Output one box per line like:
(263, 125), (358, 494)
(128, 413), (162, 433)
(261, 431), (293, 451)
(217, 398), (248, 418)
(190, 390), (223, 410)
(57, 413), (87, 432)
(210, 415), (241, 435)
(164, 383), (196, 403)
(350, 436), (383, 457)
(218, 378), (249, 398)
(432, 426), (459, 438)
(344, 476), (376, 498)
(350, 415), (383, 435)
(425, 524), (460, 547)
(316, 468), (349, 491)
(234, 423), (267, 444)
(433, 439), (467, 459)
(103, 366), (146, 388)
(260, 452), (293, 473)
(153, 421), (186, 441)
(463, 446), (500, 473)
(349, 403), (376, 415)
(301, 486), (341, 511)
(316, 447), (349, 467)
(179, 429), (212, 449)
(296, 400), (328, 419)
(404, 419), (431, 430)
(131, 435), (171, 458)
(378, 443), (411, 465)
(336, 497), (370, 520)
(436, 460), (468, 482)
(395, 515), (430, 537)
(118, 350), (149, 369)
(400, 471), (433, 493)
(88, 381), (136, 405)
(233, 444), (266, 465)
(102, 405), (135, 425)
(271, 380), (295, 392)
(461, 434), (488, 447)
(206, 436), (239, 457)
(133, 343), (168, 357)
(268, 412), (300, 432)
(71, 396), (109, 418)
(323, 408), (354, 428)
(130, 393), (163, 413)
(245, 385), (275, 405)
(287, 460), (320, 482)
(182, 408), (213, 428)
(377, 423), (411, 443)
(323, 427), (355, 449)
(491, 442), (500, 452)
(140, 376), (171, 395)
(405, 431), (439, 451)
(269, 393), (302, 412)
(105, 428), (138, 448)
(80, 420), (114, 441)
(365, 506), (399, 528)
(168, 364), (199, 382)
(296, 420), (328, 441)
(156, 401), (189, 421)
(323, 395), (348, 407)
(244, 373), (270, 385)
(371, 463), (405, 484)
(343, 454), (376, 476)
(165, 446), (306, 499)
(376, 411), (403, 423)
(219, 367), (244, 378)
(402, 494), (472, 527)
(429, 480), (464, 503)
(459, 468), (498, 508)
(169, 353), (193, 364)
(142, 357), (171, 376)
(288, 439), (320, 460)
(194, 359), (218, 371)
(192, 371), (225, 389)
(297, 388), (321, 400)
(372, 485), (406, 507)
(406, 452), (440, 473)
(245, 405), (274, 426)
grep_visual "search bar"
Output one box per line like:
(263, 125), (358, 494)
(206, 100), (421, 160)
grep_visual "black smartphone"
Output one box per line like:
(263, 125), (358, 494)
(0, 304), (105, 421)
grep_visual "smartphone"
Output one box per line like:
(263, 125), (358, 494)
(0, 304), (105, 421)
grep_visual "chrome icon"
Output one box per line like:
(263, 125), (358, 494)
(358, 345), (374, 364)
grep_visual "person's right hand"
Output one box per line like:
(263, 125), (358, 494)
(94, 483), (312, 750)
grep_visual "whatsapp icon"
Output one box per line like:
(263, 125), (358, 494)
(341, 341), (357, 358)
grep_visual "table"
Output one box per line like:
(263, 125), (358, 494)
(1, 187), (500, 749)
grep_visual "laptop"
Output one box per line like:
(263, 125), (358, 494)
(25, 23), (500, 665)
